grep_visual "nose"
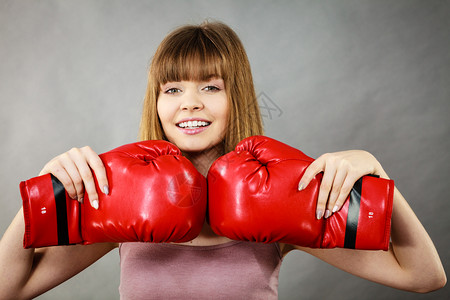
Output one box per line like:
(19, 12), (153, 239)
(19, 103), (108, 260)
(180, 91), (204, 111)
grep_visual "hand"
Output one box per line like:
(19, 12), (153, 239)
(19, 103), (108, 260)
(298, 150), (388, 219)
(39, 146), (109, 209)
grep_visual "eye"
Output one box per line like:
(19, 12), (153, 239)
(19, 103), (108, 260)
(164, 87), (181, 94)
(203, 85), (220, 92)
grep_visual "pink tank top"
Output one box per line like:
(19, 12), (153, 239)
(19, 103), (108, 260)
(119, 241), (282, 299)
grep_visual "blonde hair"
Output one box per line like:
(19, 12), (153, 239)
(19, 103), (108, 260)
(138, 21), (263, 153)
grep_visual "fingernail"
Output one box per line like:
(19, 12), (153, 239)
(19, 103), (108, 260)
(332, 205), (339, 213)
(92, 200), (99, 210)
(103, 185), (109, 195)
(324, 210), (332, 219)
(298, 182), (305, 191)
(79, 197), (84, 204)
(316, 209), (324, 219)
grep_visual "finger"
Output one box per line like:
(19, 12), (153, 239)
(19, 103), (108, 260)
(333, 175), (360, 214)
(46, 161), (79, 200)
(316, 164), (337, 219)
(82, 146), (109, 195)
(58, 153), (86, 202)
(298, 157), (325, 191)
(68, 148), (99, 209)
(325, 168), (348, 217)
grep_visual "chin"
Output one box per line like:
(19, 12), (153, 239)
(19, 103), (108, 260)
(178, 144), (212, 154)
(176, 140), (223, 154)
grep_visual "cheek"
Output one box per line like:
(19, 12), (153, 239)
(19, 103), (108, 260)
(220, 100), (230, 125)
(213, 99), (230, 134)
(156, 99), (170, 125)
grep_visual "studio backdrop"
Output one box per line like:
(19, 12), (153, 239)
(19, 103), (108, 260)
(0, 1), (449, 299)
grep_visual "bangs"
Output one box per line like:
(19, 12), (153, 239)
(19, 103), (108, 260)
(152, 27), (226, 86)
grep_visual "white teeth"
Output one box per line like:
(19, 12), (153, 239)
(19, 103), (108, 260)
(177, 121), (210, 128)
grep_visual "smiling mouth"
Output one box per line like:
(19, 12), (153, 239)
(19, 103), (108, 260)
(176, 120), (211, 129)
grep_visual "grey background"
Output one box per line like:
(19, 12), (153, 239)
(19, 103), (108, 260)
(1, 0), (449, 299)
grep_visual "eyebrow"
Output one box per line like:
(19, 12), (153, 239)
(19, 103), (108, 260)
(161, 76), (223, 85)
(201, 74), (222, 81)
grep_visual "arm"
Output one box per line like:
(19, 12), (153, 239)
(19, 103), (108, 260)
(284, 151), (446, 293)
(0, 208), (116, 299)
(0, 146), (114, 299)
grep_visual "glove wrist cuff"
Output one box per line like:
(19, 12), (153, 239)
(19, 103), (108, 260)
(20, 174), (81, 248)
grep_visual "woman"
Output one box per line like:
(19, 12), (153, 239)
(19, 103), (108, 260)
(0, 21), (446, 299)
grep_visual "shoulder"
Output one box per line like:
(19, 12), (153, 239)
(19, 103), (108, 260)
(279, 243), (297, 257)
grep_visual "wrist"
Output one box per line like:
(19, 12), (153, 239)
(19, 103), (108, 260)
(373, 161), (389, 179)
(365, 151), (389, 179)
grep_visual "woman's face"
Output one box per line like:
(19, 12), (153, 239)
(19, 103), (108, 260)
(157, 77), (229, 153)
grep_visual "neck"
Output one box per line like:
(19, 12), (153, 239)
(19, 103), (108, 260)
(183, 144), (224, 177)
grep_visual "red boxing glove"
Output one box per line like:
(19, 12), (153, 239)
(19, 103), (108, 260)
(20, 140), (207, 248)
(208, 136), (394, 250)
